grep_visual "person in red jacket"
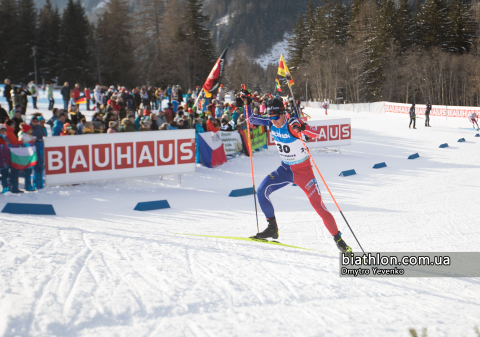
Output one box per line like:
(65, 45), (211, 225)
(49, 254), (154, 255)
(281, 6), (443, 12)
(4, 120), (23, 145)
(72, 83), (81, 112)
(206, 116), (220, 132)
(84, 87), (91, 111)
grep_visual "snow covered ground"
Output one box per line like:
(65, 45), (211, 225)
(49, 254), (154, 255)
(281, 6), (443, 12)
(1, 105), (480, 336)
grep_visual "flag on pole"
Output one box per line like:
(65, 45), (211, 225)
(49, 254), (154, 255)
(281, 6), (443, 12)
(203, 41), (233, 96)
(277, 54), (294, 86)
(74, 96), (87, 104)
(10, 146), (37, 170)
(275, 76), (283, 92)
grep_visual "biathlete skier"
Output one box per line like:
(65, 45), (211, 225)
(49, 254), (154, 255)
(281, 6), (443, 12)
(245, 97), (352, 254)
(469, 112), (479, 130)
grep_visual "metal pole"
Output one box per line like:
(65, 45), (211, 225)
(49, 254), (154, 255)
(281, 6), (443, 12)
(346, 58), (348, 104)
(32, 46), (38, 85)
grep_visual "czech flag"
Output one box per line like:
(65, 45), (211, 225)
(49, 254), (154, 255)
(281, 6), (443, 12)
(277, 54), (294, 86)
(197, 131), (227, 168)
(75, 96), (87, 104)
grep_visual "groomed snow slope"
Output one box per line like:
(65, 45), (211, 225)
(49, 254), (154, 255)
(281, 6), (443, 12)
(1, 107), (480, 336)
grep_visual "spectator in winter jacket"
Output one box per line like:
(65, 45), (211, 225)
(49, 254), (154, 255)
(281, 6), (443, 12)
(46, 82), (54, 110)
(84, 87), (91, 111)
(159, 123), (169, 130)
(19, 84), (31, 115)
(28, 81), (38, 109)
(83, 122), (94, 134)
(409, 103), (416, 129)
(157, 110), (168, 126)
(19, 124), (36, 144)
(4, 78), (13, 112)
(30, 117), (45, 141)
(132, 88), (141, 112)
(120, 115), (136, 132)
(166, 85), (172, 102)
(177, 85), (184, 103)
(164, 106), (174, 123)
(174, 109), (185, 122)
(36, 116), (47, 139)
(425, 102), (431, 127)
(206, 116), (219, 132)
(4, 120), (22, 144)
(0, 124), (10, 146)
(12, 109), (23, 136)
(139, 116), (151, 131)
(94, 85), (103, 110)
(168, 121), (178, 130)
(47, 108), (59, 128)
(0, 104), (8, 123)
(217, 84), (225, 104)
(61, 82), (70, 110)
(232, 108), (240, 126)
(60, 123), (75, 136)
(150, 113), (159, 130)
(107, 121), (118, 133)
(143, 105), (152, 117)
(140, 86), (150, 108)
(52, 114), (66, 136)
(177, 119), (187, 129)
(76, 117), (86, 135)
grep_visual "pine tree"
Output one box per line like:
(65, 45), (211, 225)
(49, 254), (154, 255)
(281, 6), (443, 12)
(394, 0), (414, 52)
(95, 0), (134, 86)
(0, 0), (19, 80)
(58, 0), (91, 84)
(185, 0), (215, 61)
(417, 0), (449, 50)
(304, 0), (317, 47)
(287, 14), (307, 69)
(17, 0), (37, 82)
(330, 1), (350, 46)
(183, 0), (216, 83)
(443, 0), (477, 54)
(37, 0), (60, 84)
(133, 0), (165, 85)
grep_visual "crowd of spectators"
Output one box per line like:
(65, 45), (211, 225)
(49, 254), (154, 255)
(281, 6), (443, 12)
(1, 79), (296, 145)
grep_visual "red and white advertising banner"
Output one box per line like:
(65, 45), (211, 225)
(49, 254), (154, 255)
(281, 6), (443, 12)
(385, 102), (480, 118)
(44, 130), (196, 186)
(267, 118), (351, 149)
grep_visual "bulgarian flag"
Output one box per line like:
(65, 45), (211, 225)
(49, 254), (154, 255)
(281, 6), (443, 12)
(10, 146), (37, 170)
(277, 54), (294, 86)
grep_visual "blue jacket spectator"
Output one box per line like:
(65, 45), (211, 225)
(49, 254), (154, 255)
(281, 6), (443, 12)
(134, 115), (141, 131)
(52, 115), (66, 136)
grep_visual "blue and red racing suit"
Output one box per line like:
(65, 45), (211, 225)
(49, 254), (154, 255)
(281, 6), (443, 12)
(246, 106), (339, 236)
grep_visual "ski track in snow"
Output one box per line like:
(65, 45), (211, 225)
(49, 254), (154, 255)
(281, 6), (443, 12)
(1, 104), (480, 336)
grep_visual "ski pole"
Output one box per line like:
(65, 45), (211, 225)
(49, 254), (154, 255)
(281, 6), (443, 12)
(299, 136), (365, 253)
(284, 78), (365, 253)
(242, 88), (260, 233)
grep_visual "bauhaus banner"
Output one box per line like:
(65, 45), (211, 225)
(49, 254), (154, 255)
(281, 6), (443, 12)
(44, 130), (196, 186)
(267, 118), (351, 149)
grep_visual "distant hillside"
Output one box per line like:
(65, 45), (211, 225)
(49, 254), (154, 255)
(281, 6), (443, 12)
(33, 0), (322, 57)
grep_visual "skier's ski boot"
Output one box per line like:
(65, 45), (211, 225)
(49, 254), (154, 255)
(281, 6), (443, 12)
(334, 231), (352, 256)
(254, 217), (279, 240)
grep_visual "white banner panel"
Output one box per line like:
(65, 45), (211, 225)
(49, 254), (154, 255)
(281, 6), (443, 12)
(385, 102), (480, 118)
(44, 130), (196, 185)
(218, 131), (243, 155)
(267, 118), (351, 149)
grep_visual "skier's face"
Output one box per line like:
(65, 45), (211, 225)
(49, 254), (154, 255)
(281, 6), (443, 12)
(270, 113), (285, 128)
